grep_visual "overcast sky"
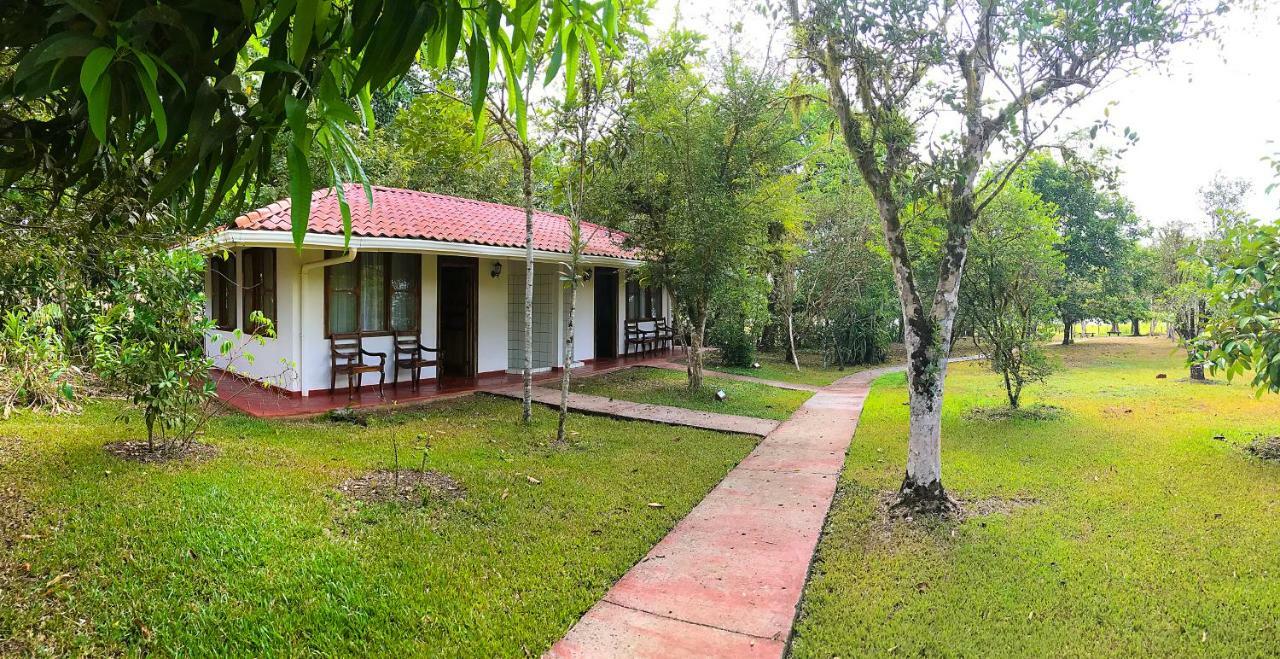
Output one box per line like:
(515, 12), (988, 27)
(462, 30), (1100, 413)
(648, 1), (1280, 231)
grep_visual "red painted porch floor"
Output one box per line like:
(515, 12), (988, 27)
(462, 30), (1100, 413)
(213, 351), (679, 419)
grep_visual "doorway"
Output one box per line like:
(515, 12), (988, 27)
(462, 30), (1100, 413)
(437, 256), (478, 379)
(594, 267), (619, 360)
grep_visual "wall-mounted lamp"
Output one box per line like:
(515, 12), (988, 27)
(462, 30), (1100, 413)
(490, 261), (503, 278)
(583, 269), (593, 282)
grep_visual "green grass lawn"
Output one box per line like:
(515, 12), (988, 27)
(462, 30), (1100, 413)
(695, 344), (989, 389)
(570, 366), (812, 420)
(790, 337), (1280, 656)
(710, 351), (854, 387)
(0, 397), (756, 656)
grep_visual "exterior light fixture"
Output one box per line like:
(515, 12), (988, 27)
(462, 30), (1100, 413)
(490, 261), (503, 278)
(583, 269), (593, 282)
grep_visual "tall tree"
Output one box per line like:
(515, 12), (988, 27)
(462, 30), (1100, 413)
(1024, 154), (1140, 344)
(787, 0), (1214, 512)
(600, 38), (798, 388)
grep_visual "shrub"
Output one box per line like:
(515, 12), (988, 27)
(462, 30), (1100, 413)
(710, 317), (757, 367)
(0, 305), (79, 418)
(91, 248), (276, 453)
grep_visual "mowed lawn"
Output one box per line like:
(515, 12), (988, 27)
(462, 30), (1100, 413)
(570, 366), (812, 420)
(709, 350), (853, 388)
(790, 337), (1280, 656)
(0, 397), (756, 656)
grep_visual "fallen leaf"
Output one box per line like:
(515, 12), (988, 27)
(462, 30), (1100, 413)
(526, 476), (541, 485)
(45, 573), (72, 589)
(500, 488), (510, 500)
(647, 502), (665, 509)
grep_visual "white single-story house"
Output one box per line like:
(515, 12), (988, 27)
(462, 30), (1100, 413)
(198, 184), (672, 397)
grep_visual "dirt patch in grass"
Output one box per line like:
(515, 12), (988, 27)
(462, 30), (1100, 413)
(103, 440), (220, 464)
(965, 404), (1065, 422)
(872, 490), (1040, 527)
(336, 469), (464, 506)
(0, 435), (22, 465)
(1244, 436), (1280, 462)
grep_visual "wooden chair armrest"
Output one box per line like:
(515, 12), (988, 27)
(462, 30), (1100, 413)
(361, 349), (387, 364)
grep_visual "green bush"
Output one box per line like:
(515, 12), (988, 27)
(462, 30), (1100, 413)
(710, 317), (757, 368)
(90, 248), (277, 452)
(0, 305), (79, 418)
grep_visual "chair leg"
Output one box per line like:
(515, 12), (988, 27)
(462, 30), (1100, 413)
(331, 369), (336, 395)
(378, 368), (385, 398)
(347, 372), (356, 402)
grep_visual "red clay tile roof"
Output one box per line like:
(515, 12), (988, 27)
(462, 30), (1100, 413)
(230, 184), (637, 259)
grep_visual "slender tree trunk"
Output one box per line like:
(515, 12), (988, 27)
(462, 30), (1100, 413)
(1062, 319), (1074, 345)
(521, 148), (534, 423)
(786, 310), (800, 371)
(782, 267), (800, 370)
(557, 282), (576, 443)
(687, 305), (707, 390)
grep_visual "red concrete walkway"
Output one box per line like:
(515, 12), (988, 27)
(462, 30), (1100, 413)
(482, 385), (780, 437)
(546, 362), (914, 658)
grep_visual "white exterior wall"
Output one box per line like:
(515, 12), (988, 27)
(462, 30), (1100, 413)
(205, 247), (298, 391)
(205, 246), (640, 394)
(477, 258), (509, 373)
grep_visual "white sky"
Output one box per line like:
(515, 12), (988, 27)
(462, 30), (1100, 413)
(648, 1), (1280, 229)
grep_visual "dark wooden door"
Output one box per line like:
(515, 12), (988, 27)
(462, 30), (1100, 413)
(437, 256), (478, 378)
(594, 268), (618, 360)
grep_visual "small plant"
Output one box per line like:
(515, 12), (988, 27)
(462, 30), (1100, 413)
(0, 304), (79, 418)
(91, 248), (284, 455)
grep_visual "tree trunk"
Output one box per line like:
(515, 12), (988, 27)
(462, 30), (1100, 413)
(687, 307), (707, 390)
(899, 328), (953, 512)
(557, 280), (576, 443)
(1190, 361), (1206, 381)
(1062, 320), (1074, 345)
(1131, 318), (1141, 336)
(786, 309), (800, 371)
(521, 148), (534, 423)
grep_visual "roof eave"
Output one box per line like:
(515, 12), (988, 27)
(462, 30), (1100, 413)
(191, 229), (646, 268)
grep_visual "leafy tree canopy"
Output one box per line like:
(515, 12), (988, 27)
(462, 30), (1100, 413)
(1, 0), (619, 243)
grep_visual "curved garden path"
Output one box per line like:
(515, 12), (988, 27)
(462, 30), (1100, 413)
(544, 358), (961, 658)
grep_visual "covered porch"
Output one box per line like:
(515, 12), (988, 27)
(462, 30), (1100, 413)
(213, 349), (679, 419)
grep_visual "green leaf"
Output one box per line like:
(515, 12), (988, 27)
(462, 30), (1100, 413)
(468, 31), (489, 122)
(331, 164), (353, 248)
(543, 40), (564, 86)
(357, 84), (375, 133)
(284, 96), (310, 149)
(79, 46), (114, 100)
(85, 70), (112, 143)
(286, 142), (314, 250)
(291, 0), (319, 67)
(444, 0), (464, 63)
(134, 62), (168, 146)
(247, 57), (302, 76)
